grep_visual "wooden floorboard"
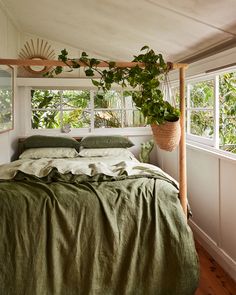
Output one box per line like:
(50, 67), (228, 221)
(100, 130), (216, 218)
(195, 241), (236, 295)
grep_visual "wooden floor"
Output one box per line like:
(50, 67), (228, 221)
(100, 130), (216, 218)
(195, 242), (236, 295)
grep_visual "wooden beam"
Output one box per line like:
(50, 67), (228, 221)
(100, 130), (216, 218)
(179, 66), (187, 217)
(0, 58), (188, 69)
(169, 62), (188, 70)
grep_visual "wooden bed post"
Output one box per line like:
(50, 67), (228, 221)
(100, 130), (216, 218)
(179, 67), (187, 217)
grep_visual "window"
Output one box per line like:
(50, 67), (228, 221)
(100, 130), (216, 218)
(187, 78), (216, 145)
(182, 69), (236, 155)
(219, 72), (236, 153)
(31, 89), (91, 129)
(31, 89), (146, 130)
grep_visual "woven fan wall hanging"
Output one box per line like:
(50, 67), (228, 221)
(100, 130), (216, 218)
(19, 39), (55, 74)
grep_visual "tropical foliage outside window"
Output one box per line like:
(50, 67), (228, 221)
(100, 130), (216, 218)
(0, 88), (12, 130)
(188, 80), (214, 139)
(31, 68), (236, 155)
(31, 89), (146, 130)
(219, 72), (236, 153)
(172, 70), (236, 154)
(0, 66), (13, 132)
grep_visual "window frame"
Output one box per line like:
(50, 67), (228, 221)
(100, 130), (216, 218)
(186, 74), (219, 148)
(174, 67), (236, 158)
(25, 86), (151, 136)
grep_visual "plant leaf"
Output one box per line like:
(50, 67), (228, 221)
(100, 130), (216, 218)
(85, 69), (94, 76)
(92, 80), (100, 87)
(141, 45), (149, 51)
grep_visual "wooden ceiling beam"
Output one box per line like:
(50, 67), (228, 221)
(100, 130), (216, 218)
(0, 58), (188, 69)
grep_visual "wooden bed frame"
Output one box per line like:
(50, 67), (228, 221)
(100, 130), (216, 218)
(0, 58), (188, 216)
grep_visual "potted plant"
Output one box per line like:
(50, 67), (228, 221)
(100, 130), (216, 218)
(46, 46), (181, 151)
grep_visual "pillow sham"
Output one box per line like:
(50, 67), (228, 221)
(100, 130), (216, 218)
(19, 147), (79, 159)
(78, 148), (135, 159)
(80, 135), (134, 148)
(23, 135), (80, 151)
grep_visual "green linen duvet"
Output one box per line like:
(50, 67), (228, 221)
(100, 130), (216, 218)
(0, 158), (199, 295)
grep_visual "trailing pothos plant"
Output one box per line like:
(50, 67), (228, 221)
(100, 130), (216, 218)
(46, 46), (180, 125)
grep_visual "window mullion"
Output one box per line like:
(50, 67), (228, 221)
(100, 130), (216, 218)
(90, 90), (94, 132)
(186, 83), (191, 134)
(121, 90), (124, 128)
(214, 76), (220, 149)
(59, 91), (63, 129)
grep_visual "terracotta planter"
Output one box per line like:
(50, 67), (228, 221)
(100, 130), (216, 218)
(151, 120), (181, 152)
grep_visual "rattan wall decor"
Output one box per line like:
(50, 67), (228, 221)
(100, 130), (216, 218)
(19, 39), (55, 74)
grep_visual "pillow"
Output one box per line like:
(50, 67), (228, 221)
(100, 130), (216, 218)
(78, 148), (135, 159)
(19, 147), (79, 159)
(80, 135), (134, 148)
(23, 135), (80, 151)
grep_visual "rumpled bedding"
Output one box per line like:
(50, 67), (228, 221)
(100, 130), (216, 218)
(0, 157), (199, 295)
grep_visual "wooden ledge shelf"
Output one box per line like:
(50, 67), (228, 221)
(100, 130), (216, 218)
(0, 58), (188, 70)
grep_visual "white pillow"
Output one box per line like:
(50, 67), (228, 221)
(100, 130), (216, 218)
(79, 148), (135, 159)
(19, 147), (79, 159)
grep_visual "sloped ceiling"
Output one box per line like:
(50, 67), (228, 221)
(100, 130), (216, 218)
(2, 0), (236, 61)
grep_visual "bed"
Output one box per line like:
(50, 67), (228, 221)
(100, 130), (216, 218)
(0, 135), (199, 295)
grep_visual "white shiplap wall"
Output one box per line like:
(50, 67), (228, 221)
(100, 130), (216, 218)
(157, 146), (236, 280)
(0, 3), (20, 164)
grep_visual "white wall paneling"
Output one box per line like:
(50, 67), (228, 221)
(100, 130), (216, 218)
(157, 147), (179, 181)
(187, 149), (219, 243)
(220, 160), (236, 262)
(157, 144), (236, 281)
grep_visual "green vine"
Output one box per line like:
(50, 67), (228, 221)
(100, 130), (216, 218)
(46, 46), (180, 125)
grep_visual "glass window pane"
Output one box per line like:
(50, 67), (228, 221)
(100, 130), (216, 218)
(189, 80), (214, 108)
(124, 110), (147, 127)
(171, 86), (180, 106)
(123, 91), (136, 109)
(31, 110), (60, 129)
(0, 89), (12, 111)
(190, 111), (214, 138)
(219, 72), (236, 153)
(0, 89), (12, 129)
(31, 90), (61, 109)
(94, 110), (122, 128)
(62, 110), (90, 128)
(61, 90), (90, 109)
(94, 91), (122, 109)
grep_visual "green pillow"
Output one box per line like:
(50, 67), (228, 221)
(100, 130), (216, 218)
(23, 135), (81, 151)
(80, 135), (134, 148)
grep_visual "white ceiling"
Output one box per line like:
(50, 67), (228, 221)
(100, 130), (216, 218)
(2, 0), (236, 62)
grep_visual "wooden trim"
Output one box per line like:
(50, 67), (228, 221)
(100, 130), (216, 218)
(0, 58), (188, 69)
(168, 62), (188, 70)
(179, 67), (187, 217)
